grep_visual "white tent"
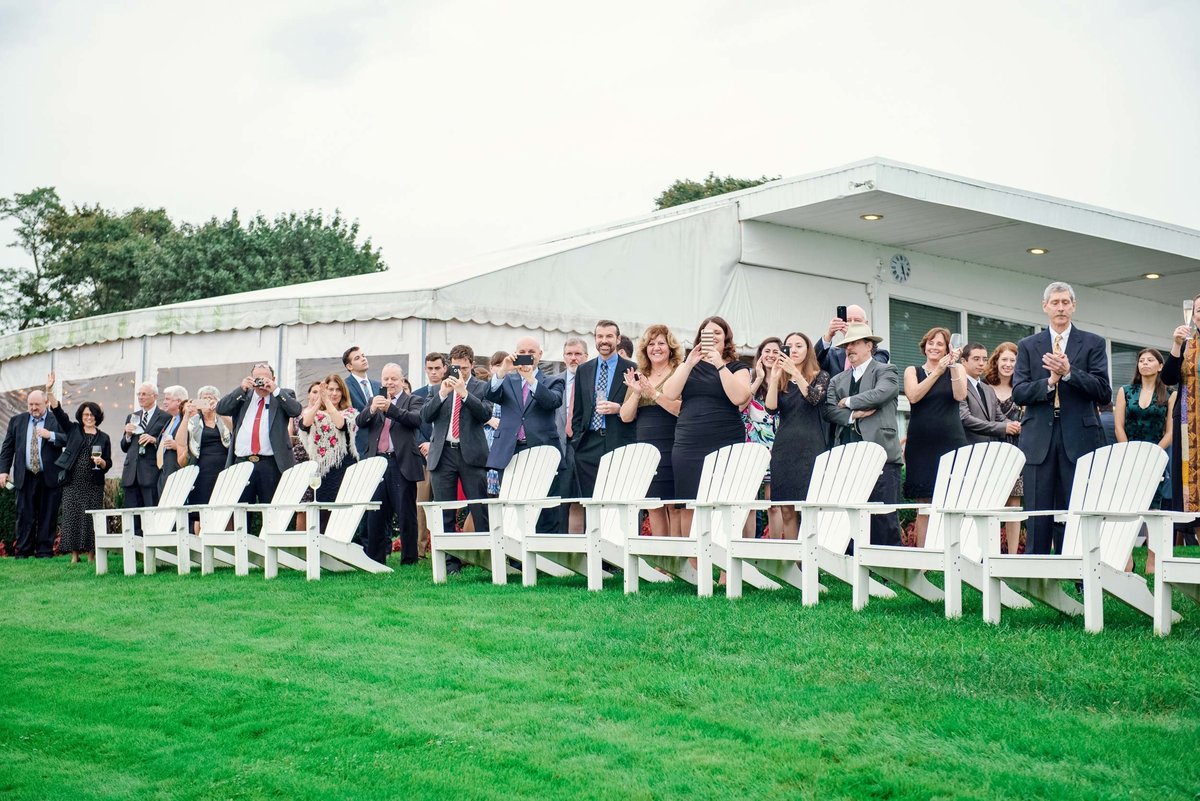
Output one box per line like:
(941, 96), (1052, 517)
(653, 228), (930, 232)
(2, 156), (1198, 463)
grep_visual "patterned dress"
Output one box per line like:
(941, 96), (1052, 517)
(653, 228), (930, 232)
(1122, 383), (1169, 508)
(59, 433), (103, 553)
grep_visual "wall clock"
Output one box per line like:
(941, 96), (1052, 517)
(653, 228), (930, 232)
(890, 253), (911, 283)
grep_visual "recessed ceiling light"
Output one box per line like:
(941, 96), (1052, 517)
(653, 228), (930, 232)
(1144, 273), (1161, 280)
(859, 213), (884, 221)
(1027, 247), (1048, 255)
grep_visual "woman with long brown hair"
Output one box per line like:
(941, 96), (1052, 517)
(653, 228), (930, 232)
(662, 315), (752, 535)
(764, 331), (830, 539)
(620, 324), (684, 535)
(299, 373), (360, 511)
(984, 342), (1024, 554)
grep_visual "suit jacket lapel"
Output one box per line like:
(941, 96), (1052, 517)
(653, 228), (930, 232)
(1063, 328), (1084, 364)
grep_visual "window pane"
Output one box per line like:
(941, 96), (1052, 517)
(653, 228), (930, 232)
(889, 299), (959, 370)
(1110, 343), (1143, 391)
(966, 315), (1036, 356)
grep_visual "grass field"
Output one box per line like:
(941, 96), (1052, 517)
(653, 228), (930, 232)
(1, 550), (1199, 801)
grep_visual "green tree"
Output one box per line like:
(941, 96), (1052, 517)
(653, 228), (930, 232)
(0, 187), (67, 329)
(654, 172), (779, 210)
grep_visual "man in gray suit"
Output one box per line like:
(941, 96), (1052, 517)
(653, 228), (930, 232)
(823, 323), (903, 546)
(421, 344), (492, 559)
(217, 362), (303, 505)
(959, 342), (1021, 444)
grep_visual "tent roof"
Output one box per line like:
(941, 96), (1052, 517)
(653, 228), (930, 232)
(3, 157), (1197, 359)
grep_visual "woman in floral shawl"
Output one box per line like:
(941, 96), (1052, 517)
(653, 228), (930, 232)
(298, 373), (360, 523)
(1162, 293), (1200, 549)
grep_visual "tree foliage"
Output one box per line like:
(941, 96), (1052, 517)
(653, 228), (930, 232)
(654, 172), (780, 210)
(0, 191), (386, 332)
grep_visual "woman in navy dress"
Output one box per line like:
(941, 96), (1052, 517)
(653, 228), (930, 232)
(619, 324), (684, 535)
(903, 326), (967, 547)
(662, 316), (752, 536)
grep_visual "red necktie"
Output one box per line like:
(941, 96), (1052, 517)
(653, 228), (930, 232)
(250, 397), (265, 454)
(451, 392), (462, 439)
(565, 379), (574, 439)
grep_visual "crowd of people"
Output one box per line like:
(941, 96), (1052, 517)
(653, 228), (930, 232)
(2, 280), (1196, 570)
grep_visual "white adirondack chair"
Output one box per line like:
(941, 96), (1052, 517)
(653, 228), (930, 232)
(851, 441), (1033, 617)
(982, 441), (1178, 632)
(91, 465), (199, 576)
(261, 457), (389, 580)
(1150, 512), (1200, 635)
(199, 461), (318, 576)
(187, 461), (255, 574)
(623, 443), (779, 597)
(725, 441), (896, 603)
(424, 445), (573, 585)
(521, 442), (671, 590)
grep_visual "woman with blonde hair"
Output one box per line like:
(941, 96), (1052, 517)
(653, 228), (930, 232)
(984, 341), (1024, 554)
(620, 324), (683, 535)
(764, 331), (830, 538)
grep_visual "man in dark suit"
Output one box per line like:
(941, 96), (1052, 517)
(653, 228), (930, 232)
(1014, 282), (1111, 555)
(486, 337), (564, 533)
(343, 345), (382, 456)
(413, 352), (447, 558)
(0, 388), (66, 558)
(814, 304), (891, 376)
(823, 323), (903, 546)
(357, 362), (425, 565)
(217, 362), (303, 505)
(421, 345), (491, 569)
(959, 342), (1021, 444)
(120, 381), (171, 512)
(555, 337), (588, 533)
(570, 320), (637, 497)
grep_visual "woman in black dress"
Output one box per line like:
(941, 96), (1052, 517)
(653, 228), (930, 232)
(984, 342), (1025, 554)
(619, 324), (683, 535)
(48, 375), (111, 563)
(662, 316), (752, 535)
(903, 326), (968, 547)
(764, 332), (830, 539)
(174, 385), (232, 533)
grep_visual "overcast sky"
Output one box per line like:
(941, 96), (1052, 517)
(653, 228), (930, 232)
(1, 0), (1197, 275)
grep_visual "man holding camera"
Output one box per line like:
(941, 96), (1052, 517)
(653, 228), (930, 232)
(358, 363), (425, 565)
(421, 345), (491, 561)
(487, 337), (564, 533)
(815, 304), (891, 376)
(218, 362), (303, 504)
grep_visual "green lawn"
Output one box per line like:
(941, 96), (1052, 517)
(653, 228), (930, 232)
(1, 551), (1198, 801)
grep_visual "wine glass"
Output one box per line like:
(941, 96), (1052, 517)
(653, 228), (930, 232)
(949, 333), (965, 352)
(90, 444), (102, 470)
(308, 473), (322, 497)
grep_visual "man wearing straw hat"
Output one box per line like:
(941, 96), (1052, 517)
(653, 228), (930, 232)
(823, 322), (903, 546)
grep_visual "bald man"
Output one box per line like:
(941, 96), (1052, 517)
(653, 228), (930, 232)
(815, 304), (891, 376)
(357, 362), (425, 565)
(0, 388), (67, 557)
(486, 337), (564, 533)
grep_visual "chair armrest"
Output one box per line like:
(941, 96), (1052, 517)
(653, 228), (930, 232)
(577, 497), (664, 510)
(687, 500), (774, 510)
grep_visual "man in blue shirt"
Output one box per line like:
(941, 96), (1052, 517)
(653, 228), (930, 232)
(0, 388), (66, 558)
(569, 320), (637, 497)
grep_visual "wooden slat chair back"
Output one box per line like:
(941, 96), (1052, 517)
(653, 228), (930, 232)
(934, 442), (1026, 564)
(325, 457), (389, 543)
(197, 462), (255, 533)
(142, 465), (200, 534)
(264, 462), (319, 531)
(1060, 442), (1166, 569)
(498, 445), (561, 534)
(811, 442), (887, 554)
(592, 443), (661, 546)
(697, 443), (771, 548)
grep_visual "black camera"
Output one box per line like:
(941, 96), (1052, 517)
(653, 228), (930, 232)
(253, 377), (266, 389)
(448, 365), (461, 379)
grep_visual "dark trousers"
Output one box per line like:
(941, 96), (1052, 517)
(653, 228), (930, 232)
(555, 446), (580, 531)
(123, 480), (160, 535)
(500, 442), (560, 533)
(430, 445), (489, 532)
(368, 457), (417, 564)
(869, 463), (902, 546)
(237, 458), (283, 506)
(1024, 418), (1074, 555)
(573, 431), (609, 497)
(15, 476), (61, 557)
